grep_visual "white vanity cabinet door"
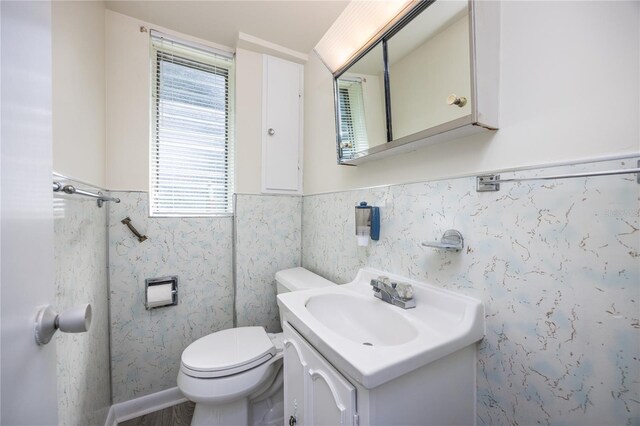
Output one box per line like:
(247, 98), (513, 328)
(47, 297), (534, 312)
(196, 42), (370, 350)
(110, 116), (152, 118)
(283, 330), (307, 426)
(283, 322), (357, 426)
(305, 348), (357, 426)
(262, 55), (303, 194)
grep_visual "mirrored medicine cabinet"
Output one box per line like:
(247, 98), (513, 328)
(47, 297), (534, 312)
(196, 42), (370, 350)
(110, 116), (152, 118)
(334, 0), (500, 165)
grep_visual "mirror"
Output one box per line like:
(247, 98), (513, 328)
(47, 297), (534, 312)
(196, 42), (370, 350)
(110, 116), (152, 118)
(387, 1), (470, 140)
(333, 0), (498, 165)
(335, 43), (387, 161)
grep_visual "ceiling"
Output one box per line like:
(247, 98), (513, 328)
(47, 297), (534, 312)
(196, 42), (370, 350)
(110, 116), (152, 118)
(105, 0), (350, 54)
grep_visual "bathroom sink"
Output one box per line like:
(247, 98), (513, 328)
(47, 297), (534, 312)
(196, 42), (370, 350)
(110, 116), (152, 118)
(277, 267), (485, 389)
(305, 293), (418, 346)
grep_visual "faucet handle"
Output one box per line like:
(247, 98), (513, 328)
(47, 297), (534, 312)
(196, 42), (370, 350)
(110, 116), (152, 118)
(370, 278), (385, 291)
(394, 282), (414, 301)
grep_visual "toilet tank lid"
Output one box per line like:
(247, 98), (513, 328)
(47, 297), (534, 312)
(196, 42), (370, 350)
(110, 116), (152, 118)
(275, 267), (336, 292)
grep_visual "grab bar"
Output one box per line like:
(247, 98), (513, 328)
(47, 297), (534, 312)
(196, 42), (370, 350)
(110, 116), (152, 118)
(53, 182), (120, 208)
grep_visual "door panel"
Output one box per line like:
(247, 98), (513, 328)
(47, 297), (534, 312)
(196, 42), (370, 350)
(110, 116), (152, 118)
(262, 55), (302, 193)
(1, 2), (58, 424)
(283, 322), (357, 426)
(284, 335), (307, 426)
(306, 356), (356, 426)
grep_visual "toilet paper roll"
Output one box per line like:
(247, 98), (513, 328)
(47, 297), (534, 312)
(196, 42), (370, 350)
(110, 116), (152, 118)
(357, 235), (370, 247)
(147, 284), (174, 308)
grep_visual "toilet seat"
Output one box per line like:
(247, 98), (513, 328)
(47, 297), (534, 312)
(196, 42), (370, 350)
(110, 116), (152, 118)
(181, 327), (276, 379)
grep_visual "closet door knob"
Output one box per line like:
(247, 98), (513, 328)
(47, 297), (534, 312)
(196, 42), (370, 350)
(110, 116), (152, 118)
(268, 128), (275, 136)
(447, 94), (467, 107)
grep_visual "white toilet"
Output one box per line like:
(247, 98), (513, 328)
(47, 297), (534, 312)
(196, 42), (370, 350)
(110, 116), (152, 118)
(177, 267), (336, 426)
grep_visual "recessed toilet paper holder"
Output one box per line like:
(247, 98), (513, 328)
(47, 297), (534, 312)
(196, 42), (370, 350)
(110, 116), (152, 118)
(145, 276), (178, 310)
(34, 303), (92, 345)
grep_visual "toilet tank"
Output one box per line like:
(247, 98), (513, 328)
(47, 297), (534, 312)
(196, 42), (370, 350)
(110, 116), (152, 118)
(275, 267), (336, 294)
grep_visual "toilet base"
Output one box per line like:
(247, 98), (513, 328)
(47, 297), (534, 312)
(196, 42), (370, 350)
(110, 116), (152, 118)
(250, 396), (284, 426)
(191, 398), (248, 426)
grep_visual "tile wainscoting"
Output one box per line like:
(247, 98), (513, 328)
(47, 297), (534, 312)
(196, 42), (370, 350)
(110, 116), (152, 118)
(108, 193), (300, 402)
(108, 192), (234, 403)
(54, 176), (111, 426)
(56, 157), (638, 425)
(234, 194), (302, 333)
(302, 157), (640, 425)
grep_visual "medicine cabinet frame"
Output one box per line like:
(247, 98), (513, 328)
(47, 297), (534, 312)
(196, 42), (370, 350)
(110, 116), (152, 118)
(333, 0), (500, 165)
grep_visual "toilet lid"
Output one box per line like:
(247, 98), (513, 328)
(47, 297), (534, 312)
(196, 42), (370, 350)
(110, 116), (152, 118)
(181, 327), (275, 378)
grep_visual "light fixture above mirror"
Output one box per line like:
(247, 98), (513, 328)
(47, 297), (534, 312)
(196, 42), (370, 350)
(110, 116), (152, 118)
(314, 0), (414, 74)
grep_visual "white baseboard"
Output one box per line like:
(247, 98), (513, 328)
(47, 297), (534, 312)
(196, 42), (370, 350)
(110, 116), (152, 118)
(106, 387), (188, 424)
(104, 406), (117, 426)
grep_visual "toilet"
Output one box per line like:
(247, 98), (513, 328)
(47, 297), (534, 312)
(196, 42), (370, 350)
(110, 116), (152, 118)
(177, 267), (336, 426)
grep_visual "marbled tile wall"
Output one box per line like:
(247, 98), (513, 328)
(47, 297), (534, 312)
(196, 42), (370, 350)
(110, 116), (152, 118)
(235, 194), (302, 333)
(302, 158), (640, 426)
(108, 192), (234, 403)
(53, 177), (110, 426)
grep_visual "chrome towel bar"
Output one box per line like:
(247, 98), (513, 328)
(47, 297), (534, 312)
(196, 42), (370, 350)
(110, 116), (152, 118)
(476, 162), (640, 192)
(53, 181), (120, 208)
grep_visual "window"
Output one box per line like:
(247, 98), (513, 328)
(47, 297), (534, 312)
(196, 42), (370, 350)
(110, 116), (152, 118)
(337, 79), (369, 160)
(150, 32), (234, 216)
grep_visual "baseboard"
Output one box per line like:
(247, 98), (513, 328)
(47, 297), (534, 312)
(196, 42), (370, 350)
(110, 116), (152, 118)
(108, 387), (188, 424)
(104, 406), (117, 426)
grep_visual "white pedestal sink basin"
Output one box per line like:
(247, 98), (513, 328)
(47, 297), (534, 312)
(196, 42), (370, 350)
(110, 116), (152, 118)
(277, 267), (485, 389)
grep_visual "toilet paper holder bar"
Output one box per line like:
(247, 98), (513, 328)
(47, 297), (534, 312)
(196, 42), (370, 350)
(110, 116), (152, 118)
(145, 276), (178, 310)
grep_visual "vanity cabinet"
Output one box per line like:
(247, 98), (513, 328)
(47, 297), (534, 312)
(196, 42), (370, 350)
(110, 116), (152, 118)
(283, 321), (477, 425)
(262, 55), (303, 194)
(283, 322), (357, 426)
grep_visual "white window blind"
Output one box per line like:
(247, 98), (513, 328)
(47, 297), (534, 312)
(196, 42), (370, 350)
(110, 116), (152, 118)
(337, 79), (369, 160)
(150, 32), (234, 217)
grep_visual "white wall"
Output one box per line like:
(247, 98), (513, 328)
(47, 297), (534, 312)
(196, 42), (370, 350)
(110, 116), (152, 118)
(235, 48), (264, 194)
(105, 10), (265, 193)
(105, 10), (150, 191)
(52, 1), (106, 188)
(304, 1), (640, 194)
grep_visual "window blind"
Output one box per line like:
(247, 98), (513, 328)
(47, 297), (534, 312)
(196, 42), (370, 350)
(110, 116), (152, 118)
(150, 32), (234, 217)
(337, 79), (369, 160)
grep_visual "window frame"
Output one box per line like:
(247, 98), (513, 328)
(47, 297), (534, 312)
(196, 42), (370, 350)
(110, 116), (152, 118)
(149, 32), (235, 218)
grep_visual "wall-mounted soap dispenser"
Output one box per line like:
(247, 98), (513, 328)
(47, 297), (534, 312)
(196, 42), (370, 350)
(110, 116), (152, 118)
(355, 201), (380, 246)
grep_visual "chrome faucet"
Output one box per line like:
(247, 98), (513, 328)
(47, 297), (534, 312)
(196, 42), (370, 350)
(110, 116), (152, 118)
(370, 276), (416, 309)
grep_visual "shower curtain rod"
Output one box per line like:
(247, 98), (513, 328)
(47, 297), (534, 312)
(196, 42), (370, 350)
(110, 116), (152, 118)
(53, 182), (120, 208)
(476, 164), (640, 192)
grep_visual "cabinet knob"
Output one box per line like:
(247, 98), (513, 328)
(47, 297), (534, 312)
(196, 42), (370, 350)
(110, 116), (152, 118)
(447, 94), (467, 108)
(288, 415), (297, 425)
(268, 128), (276, 136)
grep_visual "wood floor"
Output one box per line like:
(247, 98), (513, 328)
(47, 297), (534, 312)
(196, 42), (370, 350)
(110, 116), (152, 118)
(118, 401), (195, 426)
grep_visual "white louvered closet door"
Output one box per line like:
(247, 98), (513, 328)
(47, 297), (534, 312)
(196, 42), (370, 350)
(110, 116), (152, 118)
(262, 55), (303, 194)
